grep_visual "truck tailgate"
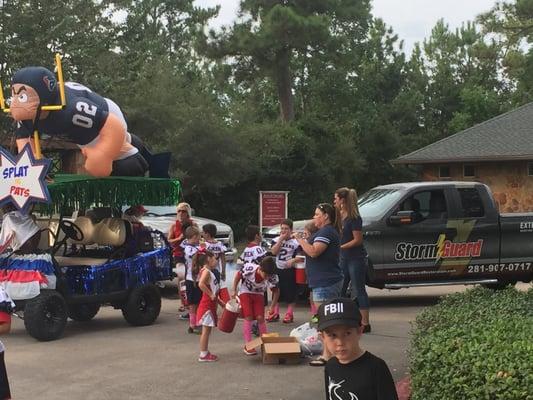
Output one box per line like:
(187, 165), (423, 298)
(499, 213), (533, 281)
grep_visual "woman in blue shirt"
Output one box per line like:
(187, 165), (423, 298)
(334, 187), (371, 333)
(296, 203), (343, 366)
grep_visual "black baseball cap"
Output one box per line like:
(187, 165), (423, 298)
(317, 298), (362, 331)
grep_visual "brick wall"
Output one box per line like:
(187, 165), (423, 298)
(420, 161), (533, 212)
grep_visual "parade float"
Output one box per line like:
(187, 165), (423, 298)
(0, 55), (179, 341)
(0, 166), (180, 341)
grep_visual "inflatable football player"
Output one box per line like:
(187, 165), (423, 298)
(9, 66), (148, 177)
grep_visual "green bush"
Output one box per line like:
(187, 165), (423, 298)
(409, 286), (533, 400)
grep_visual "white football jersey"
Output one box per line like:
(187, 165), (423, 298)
(238, 262), (279, 295)
(182, 243), (200, 281)
(273, 237), (300, 269)
(238, 244), (266, 265)
(205, 240), (227, 272)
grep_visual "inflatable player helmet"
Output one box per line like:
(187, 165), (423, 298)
(12, 67), (59, 106)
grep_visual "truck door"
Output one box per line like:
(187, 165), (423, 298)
(448, 186), (500, 277)
(381, 188), (452, 282)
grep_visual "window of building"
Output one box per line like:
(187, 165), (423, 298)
(528, 162), (533, 176)
(439, 166), (450, 178)
(463, 165), (475, 178)
(458, 188), (485, 218)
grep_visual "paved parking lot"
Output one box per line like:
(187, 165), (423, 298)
(6, 280), (512, 399)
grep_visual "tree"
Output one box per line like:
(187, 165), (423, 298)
(0, 0), (116, 137)
(478, 0), (533, 104)
(0, 0), (115, 83)
(202, 0), (371, 122)
(421, 20), (509, 138)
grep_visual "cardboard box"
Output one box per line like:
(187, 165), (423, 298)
(245, 334), (301, 365)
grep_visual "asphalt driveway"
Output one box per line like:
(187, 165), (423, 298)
(3, 279), (499, 400)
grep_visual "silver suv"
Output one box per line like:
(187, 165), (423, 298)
(139, 205), (237, 261)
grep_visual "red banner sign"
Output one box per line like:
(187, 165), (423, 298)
(259, 191), (289, 229)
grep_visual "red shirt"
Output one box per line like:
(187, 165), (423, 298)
(171, 220), (184, 257)
(0, 312), (9, 324)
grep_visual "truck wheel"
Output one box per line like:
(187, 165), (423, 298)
(121, 284), (161, 326)
(24, 291), (68, 341)
(482, 281), (516, 290)
(68, 303), (100, 322)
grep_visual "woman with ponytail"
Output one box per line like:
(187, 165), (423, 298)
(334, 187), (371, 333)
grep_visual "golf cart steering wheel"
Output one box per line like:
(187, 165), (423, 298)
(59, 220), (84, 242)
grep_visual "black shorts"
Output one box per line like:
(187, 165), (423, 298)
(185, 280), (202, 305)
(111, 152), (149, 177)
(277, 268), (297, 304)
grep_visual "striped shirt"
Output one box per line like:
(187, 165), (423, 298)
(305, 224), (343, 289)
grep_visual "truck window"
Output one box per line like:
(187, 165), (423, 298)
(427, 190), (447, 220)
(458, 188), (484, 218)
(358, 189), (403, 219)
(399, 190), (446, 221)
(400, 192), (430, 222)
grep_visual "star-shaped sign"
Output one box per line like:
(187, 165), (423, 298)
(0, 144), (51, 213)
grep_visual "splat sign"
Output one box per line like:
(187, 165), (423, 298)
(0, 145), (51, 213)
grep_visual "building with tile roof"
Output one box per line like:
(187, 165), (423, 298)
(393, 103), (533, 212)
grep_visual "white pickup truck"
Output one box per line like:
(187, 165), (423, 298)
(139, 206), (238, 262)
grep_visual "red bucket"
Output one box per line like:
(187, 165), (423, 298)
(179, 280), (188, 306)
(219, 287), (230, 304)
(295, 257), (307, 285)
(218, 299), (240, 333)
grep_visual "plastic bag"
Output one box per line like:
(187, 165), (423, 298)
(290, 322), (323, 356)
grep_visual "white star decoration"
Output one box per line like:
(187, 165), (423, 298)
(0, 145), (51, 213)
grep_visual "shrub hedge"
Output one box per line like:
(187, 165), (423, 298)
(409, 286), (532, 400)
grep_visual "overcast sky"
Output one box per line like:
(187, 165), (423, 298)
(194, 0), (498, 54)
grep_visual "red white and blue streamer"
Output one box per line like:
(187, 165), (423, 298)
(0, 253), (56, 300)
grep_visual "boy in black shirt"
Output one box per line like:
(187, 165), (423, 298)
(318, 298), (398, 400)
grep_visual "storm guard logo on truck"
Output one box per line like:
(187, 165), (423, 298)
(395, 234), (484, 261)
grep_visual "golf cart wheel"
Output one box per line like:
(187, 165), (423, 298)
(24, 291), (68, 341)
(121, 284), (161, 326)
(68, 303), (101, 322)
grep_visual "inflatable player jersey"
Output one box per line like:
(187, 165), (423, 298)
(10, 66), (148, 177)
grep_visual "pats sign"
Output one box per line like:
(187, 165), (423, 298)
(0, 145), (51, 213)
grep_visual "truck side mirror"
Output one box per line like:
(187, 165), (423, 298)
(389, 211), (415, 226)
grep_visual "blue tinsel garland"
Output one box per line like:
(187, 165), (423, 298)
(63, 248), (172, 296)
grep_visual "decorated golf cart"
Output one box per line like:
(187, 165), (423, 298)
(0, 53), (181, 340)
(0, 172), (181, 341)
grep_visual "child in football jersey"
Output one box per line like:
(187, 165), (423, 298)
(237, 225), (266, 266)
(202, 223), (227, 280)
(232, 256), (280, 355)
(203, 223), (230, 303)
(196, 249), (224, 362)
(303, 221), (319, 316)
(0, 286), (14, 400)
(182, 226), (202, 333)
(269, 219), (300, 323)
